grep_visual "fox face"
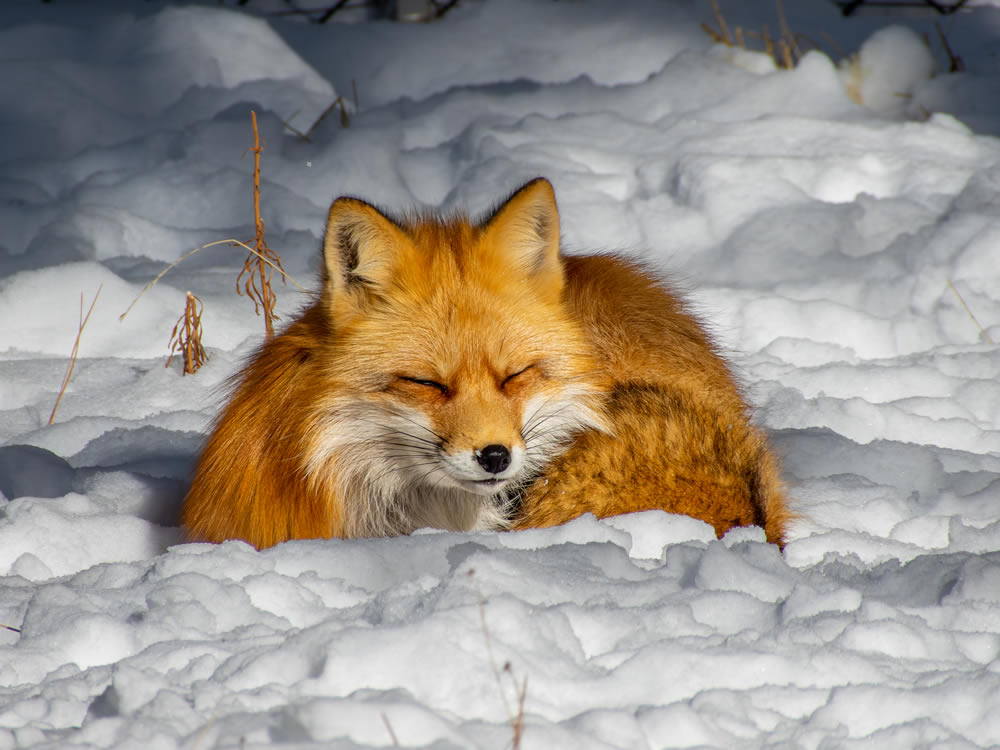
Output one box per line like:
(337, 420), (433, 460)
(301, 179), (607, 535)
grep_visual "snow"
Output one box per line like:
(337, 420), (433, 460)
(2, 0), (1000, 747)
(838, 25), (937, 116)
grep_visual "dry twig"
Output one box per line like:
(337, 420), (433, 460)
(50, 286), (102, 425)
(506, 663), (528, 749)
(314, 0), (351, 23)
(166, 292), (208, 375)
(469, 569), (528, 750)
(948, 280), (994, 343)
(708, 0), (733, 44)
(118, 237), (308, 320)
(702, 1), (802, 69)
(433, 0), (462, 18)
(118, 239), (304, 324)
(280, 109), (309, 141)
(837, 0), (969, 15)
(381, 714), (400, 746)
(936, 22), (965, 72)
(263, 0), (351, 23)
(284, 93), (353, 142)
(237, 111), (287, 338)
(775, 0), (800, 63)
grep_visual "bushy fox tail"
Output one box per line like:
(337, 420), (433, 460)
(514, 383), (790, 546)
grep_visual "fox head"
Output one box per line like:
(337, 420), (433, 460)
(304, 178), (606, 534)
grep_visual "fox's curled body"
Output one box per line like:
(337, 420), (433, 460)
(182, 179), (790, 549)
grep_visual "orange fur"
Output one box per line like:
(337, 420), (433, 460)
(182, 179), (790, 548)
(513, 254), (791, 545)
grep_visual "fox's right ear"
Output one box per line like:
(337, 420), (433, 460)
(322, 197), (407, 308)
(481, 177), (564, 299)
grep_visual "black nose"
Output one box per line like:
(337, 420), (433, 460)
(476, 444), (511, 474)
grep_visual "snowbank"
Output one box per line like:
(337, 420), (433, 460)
(2, 1), (1000, 747)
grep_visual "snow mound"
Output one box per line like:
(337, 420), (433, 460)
(2, 0), (1000, 747)
(839, 25), (937, 117)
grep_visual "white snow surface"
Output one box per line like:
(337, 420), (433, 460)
(2, 1), (1000, 748)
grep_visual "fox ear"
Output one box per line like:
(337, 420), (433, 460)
(482, 178), (564, 296)
(323, 197), (406, 305)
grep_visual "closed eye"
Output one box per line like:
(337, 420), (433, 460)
(399, 376), (449, 395)
(502, 364), (535, 388)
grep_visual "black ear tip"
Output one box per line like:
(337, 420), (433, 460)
(504, 178), (556, 210)
(329, 195), (371, 211)
(521, 177), (553, 192)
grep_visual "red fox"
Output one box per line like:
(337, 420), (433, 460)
(182, 179), (790, 549)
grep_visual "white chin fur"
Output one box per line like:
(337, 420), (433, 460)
(452, 477), (513, 497)
(305, 384), (603, 537)
(305, 401), (512, 536)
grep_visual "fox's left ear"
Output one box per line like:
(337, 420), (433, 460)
(482, 178), (563, 296)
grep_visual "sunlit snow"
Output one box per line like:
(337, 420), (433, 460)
(2, 0), (1000, 748)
